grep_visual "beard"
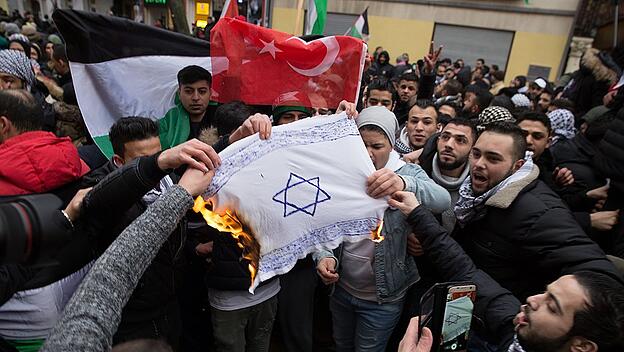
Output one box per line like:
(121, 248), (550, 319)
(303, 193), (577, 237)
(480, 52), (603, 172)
(438, 154), (468, 171)
(517, 330), (570, 352)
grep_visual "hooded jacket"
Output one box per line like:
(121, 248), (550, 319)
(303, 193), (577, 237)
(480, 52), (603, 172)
(0, 131), (89, 195)
(370, 51), (394, 79)
(563, 48), (618, 120)
(452, 164), (622, 301)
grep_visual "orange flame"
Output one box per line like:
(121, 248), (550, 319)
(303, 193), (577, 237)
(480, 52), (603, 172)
(371, 220), (384, 243)
(193, 196), (260, 287)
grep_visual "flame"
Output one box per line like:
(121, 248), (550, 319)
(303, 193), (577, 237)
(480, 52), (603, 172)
(371, 220), (384, 243)
(193, 196), (260, 287)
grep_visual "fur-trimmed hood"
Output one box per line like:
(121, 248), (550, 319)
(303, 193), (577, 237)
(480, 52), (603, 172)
(581, 48), (619, 84)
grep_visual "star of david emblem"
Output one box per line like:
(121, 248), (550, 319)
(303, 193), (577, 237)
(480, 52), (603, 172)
(272, 172), (331, 217)
(445, 313), (461, 326)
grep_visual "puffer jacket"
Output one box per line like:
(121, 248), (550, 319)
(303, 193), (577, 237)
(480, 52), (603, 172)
(0, 131), (89, 195)
(452, 163), (622, 301)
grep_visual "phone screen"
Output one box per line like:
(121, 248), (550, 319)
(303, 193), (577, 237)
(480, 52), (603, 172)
(440, 287), (476, 351)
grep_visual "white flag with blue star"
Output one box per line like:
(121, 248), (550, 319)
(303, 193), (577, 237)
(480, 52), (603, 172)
(205, 113), (387, 292)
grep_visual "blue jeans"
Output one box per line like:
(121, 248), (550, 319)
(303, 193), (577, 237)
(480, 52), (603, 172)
(330, 286), (405, 352)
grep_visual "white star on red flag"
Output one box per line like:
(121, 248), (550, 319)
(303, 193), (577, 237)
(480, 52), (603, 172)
(258, 39), (282, 59)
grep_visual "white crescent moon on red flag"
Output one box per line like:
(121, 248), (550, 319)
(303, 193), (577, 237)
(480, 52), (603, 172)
(284, 36), (340, 77)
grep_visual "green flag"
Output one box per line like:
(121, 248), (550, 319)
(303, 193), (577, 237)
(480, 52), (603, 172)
(345, 7), (369, 42)
(305, 0), (327, 35)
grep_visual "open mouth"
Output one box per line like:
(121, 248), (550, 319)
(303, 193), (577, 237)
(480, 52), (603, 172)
(472, 172), (487, 184)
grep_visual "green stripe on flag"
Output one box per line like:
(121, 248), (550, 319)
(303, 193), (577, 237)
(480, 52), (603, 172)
(94, 135), (115, 159)
(311, 0), (327, 35)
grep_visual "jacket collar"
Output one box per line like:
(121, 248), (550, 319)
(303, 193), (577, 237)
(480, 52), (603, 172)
(485, 162), (540, 209)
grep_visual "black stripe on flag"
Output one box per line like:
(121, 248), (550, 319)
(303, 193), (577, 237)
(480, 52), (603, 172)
(52, 9), (211, 64)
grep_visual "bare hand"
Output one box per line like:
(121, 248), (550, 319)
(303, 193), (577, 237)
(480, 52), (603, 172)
(553, 167), (574, 187)
(407, 233), (424, 257)
(229, 113), (272, 143)
(604, 90), (617, 107)
(423, 41), (443, 74)
(179, 168), (215, 197)
(388, 191), (420, 215)
(398, 317), (434, 352)
(590, 210), (620, 231)
(336, 100), (358, 119)
(402, 150), (423, 164)
(587, 184), (609, 200)
(158, 139), (221, 172)
(64, 187), (92, 222)
(195, 241), (214, 256)
(316, 257), (339, 285)
(367, 168), (405, 198)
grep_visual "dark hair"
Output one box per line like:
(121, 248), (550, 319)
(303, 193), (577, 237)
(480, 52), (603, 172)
(408, 99), (438, 122)
(465, 85), (494, 112)
(398, 72), (418, 84)
(445, 118), (477, 142)
(482, 121), (527, 161)
(367, 77), (397, 99)
(177, 65), (212, 86)
(477, 58), (485, 64)
(516, 111), (552, 134)
(9, 40), (30, 55)
(214, 101), (251, 136)
(109, 116), (159, 157)
(440, 58), (452, 66)
(568, 271), (624, 352)
(0, 90), (42, 132)
(490, 95), (515, 111)
(52, 44), (67, 63)
(514, 75), (527, 87)
(550, 98), (575, 112)
(444, 79), (463, 96)
(491, 70), (505, 82)
(439, 102), (461, 117)
(358, 124), (391, 144)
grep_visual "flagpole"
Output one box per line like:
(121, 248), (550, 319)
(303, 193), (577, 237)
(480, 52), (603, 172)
(294, 0), (304, 35)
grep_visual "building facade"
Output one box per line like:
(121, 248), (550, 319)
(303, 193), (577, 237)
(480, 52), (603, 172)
(271, 0), (581, 83)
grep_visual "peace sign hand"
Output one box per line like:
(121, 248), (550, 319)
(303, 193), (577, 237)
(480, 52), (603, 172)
(423, 41), (443, 74)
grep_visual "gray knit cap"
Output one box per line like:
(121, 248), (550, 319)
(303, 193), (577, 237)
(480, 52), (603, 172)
(356, 106), (399, 147)
(4, 23), (19, 36)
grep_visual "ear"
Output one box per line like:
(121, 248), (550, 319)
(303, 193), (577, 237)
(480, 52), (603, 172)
(512, 158), (525, 172)
(112, 155), (125, 168)
(0, 116), (10, 134)
(569, 337), (598, 352)
(546, 135), (553, 148)
(436, 123), (443, 132)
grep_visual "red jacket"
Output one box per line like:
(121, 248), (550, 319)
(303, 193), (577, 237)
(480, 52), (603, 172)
(0, 131), (90, 195)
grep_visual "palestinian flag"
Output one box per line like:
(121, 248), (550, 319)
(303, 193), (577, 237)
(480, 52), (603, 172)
(53, 9), (213, 158)
(345, 7), (369, 42)
(305, 0), (327, 35)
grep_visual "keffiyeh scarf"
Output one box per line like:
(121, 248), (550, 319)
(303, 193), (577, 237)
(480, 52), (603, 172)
(454, 156), (535, 226)
(547, 109), (577, 145)
(0, 49), (35, 90)
(507, 334), (527, 352)
(394, 127), (413, 155)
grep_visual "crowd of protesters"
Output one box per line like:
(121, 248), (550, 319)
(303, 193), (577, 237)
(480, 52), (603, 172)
(1, 8), (624, 352)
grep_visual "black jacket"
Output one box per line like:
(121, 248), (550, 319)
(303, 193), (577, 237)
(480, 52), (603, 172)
(407, 206), (518, 351)
(452, 168), (622, 301)
(393, 73), (436, 126)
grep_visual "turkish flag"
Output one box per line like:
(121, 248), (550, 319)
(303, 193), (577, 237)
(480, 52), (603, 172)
(220, 0), (239, 19)
(210, 18), (367, 109)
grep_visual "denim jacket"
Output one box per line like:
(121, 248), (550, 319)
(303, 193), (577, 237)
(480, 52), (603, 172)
(314, 163), (451, 303)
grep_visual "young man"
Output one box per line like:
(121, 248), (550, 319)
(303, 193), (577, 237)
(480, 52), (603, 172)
(390, 190), (624, 352)
(453, 122), (621, 301)
(489, 70), (505, 96)
(537, 88), (554, 113)
(394, 73), (419, 124)
(461, 85), (493, 119)
(363, 77), (396, 112)
(528, 77), (547, 100)
(395, 101), (439, 156)
(315, 106), (450, 352)
(418, 118), (477, 231)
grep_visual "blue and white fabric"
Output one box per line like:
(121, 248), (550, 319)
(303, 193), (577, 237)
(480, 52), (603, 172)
(206, 113), (387, 292)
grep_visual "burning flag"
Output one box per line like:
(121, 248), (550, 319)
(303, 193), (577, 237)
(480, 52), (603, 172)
(202, 113), (386, 292)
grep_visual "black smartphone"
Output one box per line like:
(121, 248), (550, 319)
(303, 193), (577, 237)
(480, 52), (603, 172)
(418, 282), (476, 352)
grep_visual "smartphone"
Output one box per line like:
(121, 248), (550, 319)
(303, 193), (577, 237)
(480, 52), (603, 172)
(418, 282), (476, 352)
